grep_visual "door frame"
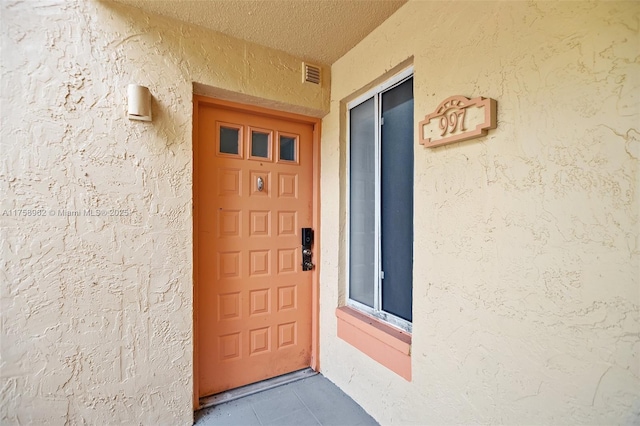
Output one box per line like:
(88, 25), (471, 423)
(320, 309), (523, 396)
(192, 95), (321, 408)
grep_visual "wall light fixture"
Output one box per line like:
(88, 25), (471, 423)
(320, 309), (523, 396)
(127, 84), (152, 122)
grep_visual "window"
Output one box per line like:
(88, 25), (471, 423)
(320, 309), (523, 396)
(347, 69), (414, 332)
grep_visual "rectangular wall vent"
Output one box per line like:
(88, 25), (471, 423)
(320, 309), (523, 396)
(303, 62), (321, 85)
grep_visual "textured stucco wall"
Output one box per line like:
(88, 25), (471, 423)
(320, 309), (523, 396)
(321, 1), (639, 424)
(0, 1), (328, 424)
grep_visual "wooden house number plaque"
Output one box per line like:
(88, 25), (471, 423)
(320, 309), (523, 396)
(419, 95), (497, 148)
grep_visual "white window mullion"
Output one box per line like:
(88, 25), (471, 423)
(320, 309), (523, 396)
(373, 94), (381, 312)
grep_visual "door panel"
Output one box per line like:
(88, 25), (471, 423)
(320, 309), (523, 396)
(196, 103), (314, 397)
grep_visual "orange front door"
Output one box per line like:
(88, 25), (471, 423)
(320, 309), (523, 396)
(195, 99), (314, 398)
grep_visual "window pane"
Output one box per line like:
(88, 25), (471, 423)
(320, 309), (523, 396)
(251, 131), (270, 158)
(280, 136), (296, 161)
(349, 98), (375, 308)
(220, 127), (239, 155)
(380, 77), (413, 322)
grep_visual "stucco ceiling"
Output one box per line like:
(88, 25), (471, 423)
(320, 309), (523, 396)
(113, 0), (407, 65)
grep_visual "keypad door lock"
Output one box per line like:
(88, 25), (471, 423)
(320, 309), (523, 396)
(302, 228), (314, 271)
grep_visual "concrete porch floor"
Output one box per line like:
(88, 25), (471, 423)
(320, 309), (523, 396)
(194, 374), (379, 426)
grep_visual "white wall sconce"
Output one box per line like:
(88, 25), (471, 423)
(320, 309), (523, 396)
(127, 84), (152, 122)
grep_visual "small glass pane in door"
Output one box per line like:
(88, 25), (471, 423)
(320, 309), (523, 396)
(251, 131), (270, 158)
(220, 127), (240, 155)
(279, 136), (297, 162)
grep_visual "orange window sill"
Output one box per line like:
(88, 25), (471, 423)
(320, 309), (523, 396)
(335, 306), (411, 381)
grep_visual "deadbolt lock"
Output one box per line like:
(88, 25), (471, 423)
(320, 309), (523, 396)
(301, 228), (314, 271)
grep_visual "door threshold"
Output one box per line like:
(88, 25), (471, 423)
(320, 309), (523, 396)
(198, 368), (318, 410)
